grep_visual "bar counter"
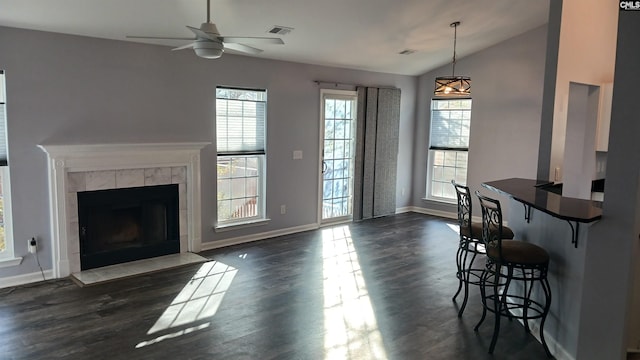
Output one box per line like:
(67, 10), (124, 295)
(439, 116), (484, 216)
(479, 177), (605, 358)
(482, 178), (602, 223)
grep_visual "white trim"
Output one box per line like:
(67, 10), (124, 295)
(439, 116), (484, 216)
(214, 218), (271, 232)
(38, 142), (209, 278)
(399, 207), (503, 226)
(202, 223), (319, 251)
(400, 206), (457, 220)
(0, 269), (53, 289)
(0, 256), (22, 268)
(421, 196), (457, 205)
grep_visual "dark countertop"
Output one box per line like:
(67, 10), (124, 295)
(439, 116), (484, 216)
(482, 178), (602, 223)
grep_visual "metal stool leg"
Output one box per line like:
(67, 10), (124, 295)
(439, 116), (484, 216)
(452, 243), (465, 301)
(488, 265), (504, 354)
(474, 265), (490, 331)
(540, 276), (553, 358)
(458, 247), (479, 317)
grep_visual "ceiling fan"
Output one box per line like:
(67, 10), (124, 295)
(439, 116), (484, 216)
(126, 0), (284, 59)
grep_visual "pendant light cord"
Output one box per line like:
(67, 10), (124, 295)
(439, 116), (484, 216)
(451, 22), (459, 77)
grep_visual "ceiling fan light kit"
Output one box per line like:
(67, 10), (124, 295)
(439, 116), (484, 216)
(126, 0), (284, 60)
(194, 40), (224, 59)
(434, 21), (471, 97)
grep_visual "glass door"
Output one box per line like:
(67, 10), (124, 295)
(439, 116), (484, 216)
(320, 90), (357, 223)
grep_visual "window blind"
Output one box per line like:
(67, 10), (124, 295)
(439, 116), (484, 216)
(216, 87), (266, 155)
(429, 98), (472, 151)
(0, 70), (8, 166)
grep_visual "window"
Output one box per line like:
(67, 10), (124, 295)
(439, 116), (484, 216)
(0, 70), (15, 265)
(216, 87), (266, 227)
(426, 98), (471, 202)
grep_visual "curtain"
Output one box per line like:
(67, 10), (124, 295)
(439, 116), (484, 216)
(353, 87), (401, 220)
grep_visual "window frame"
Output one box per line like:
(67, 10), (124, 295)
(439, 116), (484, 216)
(0, 70), (18, 266)
(215, 86), (268, 229)
(0, 166), (18, 266)
(425, 97), (472, 203)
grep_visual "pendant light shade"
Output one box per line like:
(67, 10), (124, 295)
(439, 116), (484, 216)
(434, 21), (471, 97)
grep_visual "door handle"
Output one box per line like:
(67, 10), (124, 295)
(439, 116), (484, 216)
(322, 161), (328, 174)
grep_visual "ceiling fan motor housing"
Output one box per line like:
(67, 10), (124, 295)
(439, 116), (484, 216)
(200, 22), (220, 35)
(194, 40), (224, 59)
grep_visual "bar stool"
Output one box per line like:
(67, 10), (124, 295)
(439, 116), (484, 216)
(451, 181), (514, 317)
(474, 192), (552, 357)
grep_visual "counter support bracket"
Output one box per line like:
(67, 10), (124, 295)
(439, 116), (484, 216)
(523, 204), (532, 223)
(568, 221), (580, 248)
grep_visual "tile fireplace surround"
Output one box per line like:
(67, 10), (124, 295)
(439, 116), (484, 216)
(38, 142), (209, 278)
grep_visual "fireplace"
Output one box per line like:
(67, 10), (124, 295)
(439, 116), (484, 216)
(38, 142), (208, 278)
(78, 184), (180, 270)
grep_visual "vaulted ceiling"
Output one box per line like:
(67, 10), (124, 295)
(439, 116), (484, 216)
(0, 0), (550, 76)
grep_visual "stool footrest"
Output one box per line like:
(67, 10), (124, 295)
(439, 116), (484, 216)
(483, 294), (547, 320)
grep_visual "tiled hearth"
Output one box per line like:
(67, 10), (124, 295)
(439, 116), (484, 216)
(39, 142), (209, 279)
(71, 252), (208, 286)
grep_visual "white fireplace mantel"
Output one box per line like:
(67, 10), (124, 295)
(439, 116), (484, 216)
(38, 142), (210, 278)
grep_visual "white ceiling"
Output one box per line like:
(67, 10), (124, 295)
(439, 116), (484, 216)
(0, 0), (550, 76)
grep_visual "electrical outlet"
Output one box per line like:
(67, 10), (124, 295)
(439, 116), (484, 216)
(28, 237), (37, 254)
(280, 205), (286, 215)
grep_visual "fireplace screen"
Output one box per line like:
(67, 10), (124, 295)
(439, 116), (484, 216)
(77, 184), (179, 270)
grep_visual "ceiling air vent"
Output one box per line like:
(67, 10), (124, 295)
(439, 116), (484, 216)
(267, 25), (294, 35)
(398, 49), (416, 55)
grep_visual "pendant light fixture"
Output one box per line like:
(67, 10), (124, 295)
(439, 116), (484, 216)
(434, 21), (471, 96)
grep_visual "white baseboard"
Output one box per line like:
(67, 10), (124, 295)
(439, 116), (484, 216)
(0, 269), (54, 289)
(399, 207), (508, 227)
(201, 223), (320, 251)
(204, 209), (464, 252)
(398, 206), (457, 220)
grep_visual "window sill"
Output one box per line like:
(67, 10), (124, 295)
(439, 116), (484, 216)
(0, 256), (23, 268)
(215, 218), (271, 232)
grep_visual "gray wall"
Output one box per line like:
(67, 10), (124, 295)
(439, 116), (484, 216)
(412, 25), (548, 219)
(506, 198), (587, 358)
(575, 10), (640, 359)
(0, 26), (416, 278)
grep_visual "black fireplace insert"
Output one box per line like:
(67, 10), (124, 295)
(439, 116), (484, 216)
(77, 184), (180, 270)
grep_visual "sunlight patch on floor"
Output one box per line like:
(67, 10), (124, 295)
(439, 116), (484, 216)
(446, 223), (460, 234)
(135, 323), (210, 348)
(136, 259), (238, 348)
(322, 226), (388, 360)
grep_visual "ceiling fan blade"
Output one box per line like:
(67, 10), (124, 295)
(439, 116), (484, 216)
(186, 26), (219, 41)
(223, 42), (263, 55)
(171, 43), (196, 51)
(221, 37), (284, 45)
(126, 35), (196, 40)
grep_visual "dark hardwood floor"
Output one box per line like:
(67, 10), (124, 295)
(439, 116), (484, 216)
(0, 213), (553, 359)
